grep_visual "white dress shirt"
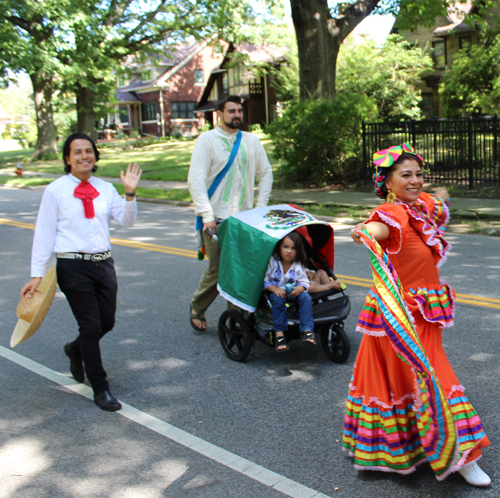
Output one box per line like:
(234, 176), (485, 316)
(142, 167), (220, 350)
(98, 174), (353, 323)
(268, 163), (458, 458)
(187, 126), (273, 223)
(31, 174), (137, 277)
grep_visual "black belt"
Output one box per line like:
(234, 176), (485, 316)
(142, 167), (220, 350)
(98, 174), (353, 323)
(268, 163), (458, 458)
(56, 251), (111, 262)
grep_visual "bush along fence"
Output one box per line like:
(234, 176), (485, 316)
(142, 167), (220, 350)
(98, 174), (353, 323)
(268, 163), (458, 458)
(362, 116), (500, 189)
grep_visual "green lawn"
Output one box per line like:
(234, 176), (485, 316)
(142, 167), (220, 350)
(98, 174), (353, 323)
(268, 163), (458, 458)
(0, 175), (54, 187)
(0, 136), (280, 182)
(0, 148), (33, 164)
(113, 183), (193, 202)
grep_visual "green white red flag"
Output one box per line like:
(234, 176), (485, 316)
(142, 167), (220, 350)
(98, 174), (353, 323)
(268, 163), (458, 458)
(216, 204), (330, 312)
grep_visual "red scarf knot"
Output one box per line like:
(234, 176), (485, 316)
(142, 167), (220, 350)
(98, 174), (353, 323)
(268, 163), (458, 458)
(74, 181), (99, 219)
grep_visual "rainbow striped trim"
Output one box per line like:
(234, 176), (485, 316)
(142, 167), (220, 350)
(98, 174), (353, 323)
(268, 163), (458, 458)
(410, 283), (455, 327)
(344, 390), (487, 475)
(357, 282), (455, 334)
(426, 193), (450, 229)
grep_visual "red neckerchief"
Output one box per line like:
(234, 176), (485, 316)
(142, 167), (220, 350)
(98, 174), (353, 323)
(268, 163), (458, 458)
(73, 181), (99, 219)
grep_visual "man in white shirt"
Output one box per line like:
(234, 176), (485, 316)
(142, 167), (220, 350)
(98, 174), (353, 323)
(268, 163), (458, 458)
(188, 95), (273, 331)
(20, 133), (142, 411)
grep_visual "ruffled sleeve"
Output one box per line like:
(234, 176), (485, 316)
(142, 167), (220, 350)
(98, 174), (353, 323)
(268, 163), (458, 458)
(418, 191), (450, 230)
(366, 204), (409, 254)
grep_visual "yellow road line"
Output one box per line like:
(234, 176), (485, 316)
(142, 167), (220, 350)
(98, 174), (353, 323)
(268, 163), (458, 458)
(335, 277), (500, 309)
(110, 237), (198, 258)
(337, 279), (372, 289)
(455, 298), (500, 309)
(2, 217), (499, 308)
(455, 292), (500, 304)
(336, 274), (371, 283)
(0, 218), (36, 229)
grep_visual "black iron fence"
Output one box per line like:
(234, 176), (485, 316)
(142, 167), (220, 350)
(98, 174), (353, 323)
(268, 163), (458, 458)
(362, 116), (500, 188)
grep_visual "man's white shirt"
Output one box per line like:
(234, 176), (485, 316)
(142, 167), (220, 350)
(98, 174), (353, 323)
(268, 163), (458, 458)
(31, 174), (137, 277)
(187, 126), (273, 223)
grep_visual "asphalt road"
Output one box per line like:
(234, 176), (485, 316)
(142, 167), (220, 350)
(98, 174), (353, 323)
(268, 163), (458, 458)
(1, 186), (499, 498)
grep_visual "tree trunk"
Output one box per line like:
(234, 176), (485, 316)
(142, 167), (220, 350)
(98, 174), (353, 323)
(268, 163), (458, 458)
(30, 73), (58, 160)
(290, 0), (381, 101)
(76, 84), (96, 139)
(291, 0), (340, 100)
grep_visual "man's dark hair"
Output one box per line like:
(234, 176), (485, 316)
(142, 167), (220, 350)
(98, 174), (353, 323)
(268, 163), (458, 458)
(216, 95), (243, 112)
(62, 133), (100, 174)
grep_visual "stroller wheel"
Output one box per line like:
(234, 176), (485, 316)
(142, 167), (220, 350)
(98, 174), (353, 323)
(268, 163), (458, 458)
(321, 324), (350, 363)
(218, 310), (254, 362)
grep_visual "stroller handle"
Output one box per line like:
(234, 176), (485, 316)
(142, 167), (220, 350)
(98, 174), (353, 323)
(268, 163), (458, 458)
(205, 228), (218, 243)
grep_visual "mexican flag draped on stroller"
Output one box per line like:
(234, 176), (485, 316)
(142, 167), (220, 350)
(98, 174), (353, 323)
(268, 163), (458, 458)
(215, 204), (351, 362)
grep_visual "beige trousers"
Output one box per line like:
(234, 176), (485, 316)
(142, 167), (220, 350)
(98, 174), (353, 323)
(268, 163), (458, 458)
(191, 231), (221, 316)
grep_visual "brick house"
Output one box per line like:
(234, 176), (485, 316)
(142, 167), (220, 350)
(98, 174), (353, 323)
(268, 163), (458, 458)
(110, 41), (224, 138)
(393, 1), (500, 118)
(196, 42), (288, 129)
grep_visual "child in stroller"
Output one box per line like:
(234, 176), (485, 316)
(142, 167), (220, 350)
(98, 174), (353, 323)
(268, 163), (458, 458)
(263, 231), (316, 352)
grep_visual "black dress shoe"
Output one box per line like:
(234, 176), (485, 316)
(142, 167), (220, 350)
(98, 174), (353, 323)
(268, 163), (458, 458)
(94, 391), (122, 411)
(63, 343), (85, 383)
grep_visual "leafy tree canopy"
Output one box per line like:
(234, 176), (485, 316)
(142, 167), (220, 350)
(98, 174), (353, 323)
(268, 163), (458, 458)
(441, 33), (500, 117)
(337, 34), (433, 120)
(0, 0), (272, 136)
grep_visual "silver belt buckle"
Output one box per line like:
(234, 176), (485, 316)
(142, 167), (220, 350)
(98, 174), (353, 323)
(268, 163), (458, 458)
(91, 253), (104, 262)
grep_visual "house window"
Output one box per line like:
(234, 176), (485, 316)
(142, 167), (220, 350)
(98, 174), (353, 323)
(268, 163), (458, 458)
(118, 75), (128, 87)
(142, 102), (158, 121)
(419, 93), (433, 119)
(194, 69), (204, 83)
(171, 101), (196, 119)
(143, 69), (153, 81)
(269, 105), (276, 123)
(222, 72), (228, 94)
(118, 107), (129, 124)
(232, 66), (245, 85)
(432, 40), (446, 67)
(460, 36), (472, 51)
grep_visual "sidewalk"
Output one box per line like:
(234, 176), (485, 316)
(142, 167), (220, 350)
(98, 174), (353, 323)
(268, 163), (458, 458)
(2, 170), (500, 218)
(270, 188), (500, 218)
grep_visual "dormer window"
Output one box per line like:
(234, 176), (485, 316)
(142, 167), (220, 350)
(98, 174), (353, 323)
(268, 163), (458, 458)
(460, 36), (472, 51)
(222, 72), (229, 94)
(432, 40), (446, 68)
(143, 69), (153, 81)
(194, 69), (204, 83)
(118, 75), (128, 87)
(233, 66), (245, 85)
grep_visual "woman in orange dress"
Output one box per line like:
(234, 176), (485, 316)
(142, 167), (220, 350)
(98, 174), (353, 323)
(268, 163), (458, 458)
(343, 144), (491, 487)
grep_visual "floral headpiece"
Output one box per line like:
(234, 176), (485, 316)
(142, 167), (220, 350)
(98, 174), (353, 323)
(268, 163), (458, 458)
(372, 143), (424, 199)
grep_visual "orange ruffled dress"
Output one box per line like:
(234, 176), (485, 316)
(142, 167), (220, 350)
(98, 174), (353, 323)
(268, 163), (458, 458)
(343, 192), (490, 476)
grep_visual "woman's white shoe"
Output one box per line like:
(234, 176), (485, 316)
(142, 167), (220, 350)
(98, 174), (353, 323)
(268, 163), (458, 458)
(458, 462), (491, 487)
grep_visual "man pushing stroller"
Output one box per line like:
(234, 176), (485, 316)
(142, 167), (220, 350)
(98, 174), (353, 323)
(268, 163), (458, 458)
(188, 95), (273, 332)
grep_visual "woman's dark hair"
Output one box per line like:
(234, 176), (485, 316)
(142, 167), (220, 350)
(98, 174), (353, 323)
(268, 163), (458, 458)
(62, 133), (100, 174)
(273, 231), (308, 267)
(380, 152), (424, 199)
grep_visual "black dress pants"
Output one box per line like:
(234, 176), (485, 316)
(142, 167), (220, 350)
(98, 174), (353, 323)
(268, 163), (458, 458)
(56, 258), (117, 394)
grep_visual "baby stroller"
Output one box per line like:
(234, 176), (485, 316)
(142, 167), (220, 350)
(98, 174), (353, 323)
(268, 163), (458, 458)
(215, 204), (351, 363)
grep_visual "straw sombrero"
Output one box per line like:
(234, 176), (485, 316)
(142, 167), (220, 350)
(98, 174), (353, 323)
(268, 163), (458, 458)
(11, 267), (57, 347)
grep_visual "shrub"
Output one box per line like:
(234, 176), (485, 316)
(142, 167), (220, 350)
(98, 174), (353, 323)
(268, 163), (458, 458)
(40, 153), (60, 161)
(248, 123), (264, 134)
(3, 124), (37, 149)
(267, 93), (377, 184)
(128, 130), (141, 139)
(199, 121), (212, 133)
